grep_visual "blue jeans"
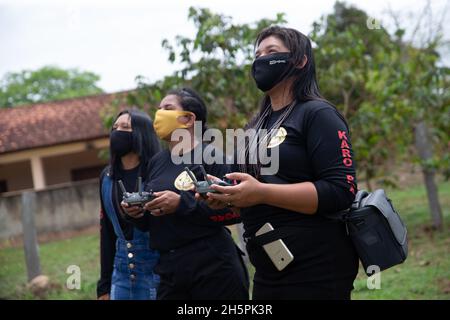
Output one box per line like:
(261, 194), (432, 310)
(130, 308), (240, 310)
(110, 238), (160, 300)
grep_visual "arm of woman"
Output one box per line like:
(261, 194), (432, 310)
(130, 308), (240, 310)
(209, 107), (357, 215)
(178, 161), (242, 226)
(143, 165), (241, 226)
(177, 190), (241, 226)
(96, 205), (116, 299)
(207, 173), (318, 214)
(141, 189), (241, 226)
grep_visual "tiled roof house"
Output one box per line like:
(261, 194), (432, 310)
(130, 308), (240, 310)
(0, 92), (126, 193)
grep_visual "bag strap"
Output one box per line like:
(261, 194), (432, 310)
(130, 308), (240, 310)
(325, 190), (370, 222)
(352, 190), (369, 210)
(101, 174), (126, 239)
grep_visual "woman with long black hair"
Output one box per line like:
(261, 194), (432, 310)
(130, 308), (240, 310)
(97, 109), (161, 300)
(203, 26), (359, 300)
(122, 88), (249, 300)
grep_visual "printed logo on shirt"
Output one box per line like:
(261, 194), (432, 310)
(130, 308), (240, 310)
(338, 130), (353, 167)
(338, 130), (356, 195)
(209, 211), (241, 222)
(267, 127), (287, 148)
(174, 170), (195, 191)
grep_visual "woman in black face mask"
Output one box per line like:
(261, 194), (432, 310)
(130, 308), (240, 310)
(202, 26), (359, 300)
(97, 110), (161, 300)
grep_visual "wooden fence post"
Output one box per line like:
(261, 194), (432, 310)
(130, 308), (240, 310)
(21, 191), (41, 281)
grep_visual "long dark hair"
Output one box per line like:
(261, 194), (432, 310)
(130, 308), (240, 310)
(109, 109), (161, 179)
(167, 87), (208, 134)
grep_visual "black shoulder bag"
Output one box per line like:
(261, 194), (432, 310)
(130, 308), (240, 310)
(260, 175), (408, 275)
(335, 189), (408, 275)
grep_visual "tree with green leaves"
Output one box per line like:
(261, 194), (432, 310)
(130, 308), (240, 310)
(0, 65), (103, 108)
(311, 1), (448, 229)
(387, 3), (449, 230)
(310, 1), (407, 190)
(115, 7), (285, 131)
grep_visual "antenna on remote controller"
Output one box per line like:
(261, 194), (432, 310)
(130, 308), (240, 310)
(199, 165), (212, 185)
(138, 177), (143, 195)
(118, 180), (127, 194)
(184, 167), (199, 186)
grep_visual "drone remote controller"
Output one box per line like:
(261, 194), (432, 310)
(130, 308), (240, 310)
(184, 165), (234, 196)
(118, 177), (155, 207)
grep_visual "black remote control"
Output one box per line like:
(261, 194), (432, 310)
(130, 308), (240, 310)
(118, 177), (155, 207)
(184, 165), (234, 196)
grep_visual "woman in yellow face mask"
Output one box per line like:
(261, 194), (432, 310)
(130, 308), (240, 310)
(121, 88), (249, 300)
(153, 94), (196, 140)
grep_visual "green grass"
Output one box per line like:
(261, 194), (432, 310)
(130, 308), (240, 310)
(0, 234), (99, 299)
(0, 181), (449, 300)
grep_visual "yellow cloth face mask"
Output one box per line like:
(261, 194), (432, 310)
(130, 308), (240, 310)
(153, 109), (194, 140)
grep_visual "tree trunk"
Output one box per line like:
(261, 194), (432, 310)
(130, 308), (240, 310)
(414, 121), (443, 230)
(365, 168), (373, 191)
(366, 177), (373, 192)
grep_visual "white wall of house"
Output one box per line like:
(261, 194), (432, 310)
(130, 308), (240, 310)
(43, 149), (107, 185)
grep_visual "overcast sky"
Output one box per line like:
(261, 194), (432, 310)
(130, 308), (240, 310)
(1, 0), (448, 93)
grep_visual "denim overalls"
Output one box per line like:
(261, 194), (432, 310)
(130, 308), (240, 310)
(101, 174), (160, 300)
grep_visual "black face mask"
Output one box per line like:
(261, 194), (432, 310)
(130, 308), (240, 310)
(110, 130), (133, 157)
(251, 52), (292, 92)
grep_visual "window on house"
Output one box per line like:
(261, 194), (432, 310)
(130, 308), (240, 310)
(71, 165), (105, 182)
(0, 180), (8, 193)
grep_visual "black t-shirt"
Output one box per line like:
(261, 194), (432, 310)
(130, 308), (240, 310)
(240, 100), (357, 237)
(132, 143), (241, 252)
(97, 164), (142, 297)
